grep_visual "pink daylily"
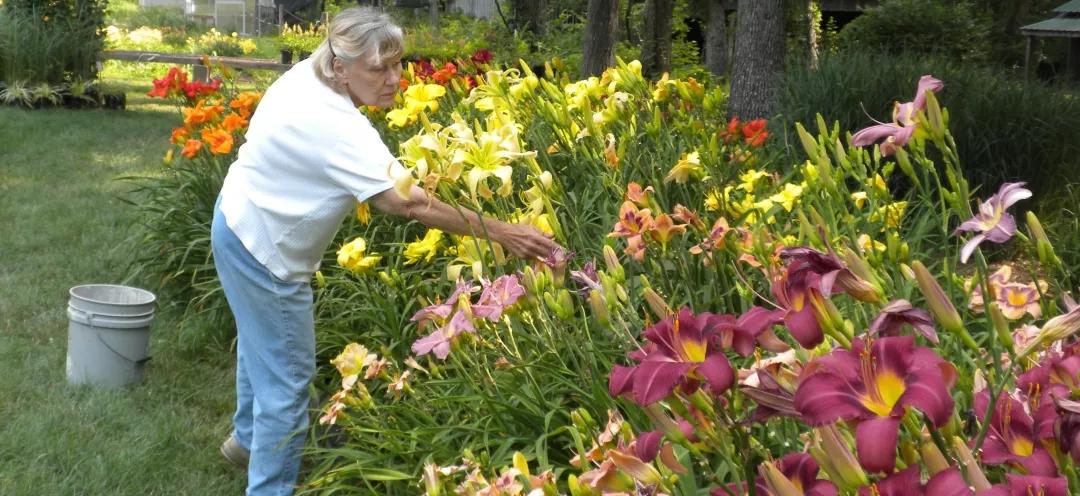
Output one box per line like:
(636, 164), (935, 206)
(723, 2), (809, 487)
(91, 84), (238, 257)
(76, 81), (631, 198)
(851, 75), (943, 156)
(610, 201), (655, 261)
(411, 311), (476, 360)
(411, 279), (480, 323)
(794, 336), (957, 473)
(954, 182), (1032, 263)
(471, 274), (526, 322)
(609, 307), (737, 405)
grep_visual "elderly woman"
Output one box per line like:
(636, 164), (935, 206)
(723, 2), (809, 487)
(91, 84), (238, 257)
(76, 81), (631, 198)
(211, 7), (558, 495)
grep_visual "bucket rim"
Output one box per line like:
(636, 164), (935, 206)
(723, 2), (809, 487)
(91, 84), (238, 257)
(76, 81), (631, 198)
(69, 284), (157, 306)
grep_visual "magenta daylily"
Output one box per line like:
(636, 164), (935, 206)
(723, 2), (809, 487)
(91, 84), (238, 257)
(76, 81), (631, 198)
(973, 389), (1058, 477)
(771, 261), (827, 349)
(979, 474), (1069, 496)
(713, 453), (838, 496)
(1054, 397), (1080, 466)
(780, 247), (882, 303)
(857, 466), (972, 496)
(1017, 353), (1080, 446)
(411, 311), (476, 360)
(742, 368), (799, 422)
(851, 75), (943, 156)
(471, 274), (526, 322)
(868, 299), (939, 344)
(609, 307), (737, 405)
(954, 182), (1032, 264)
(794, 336), (957, 473)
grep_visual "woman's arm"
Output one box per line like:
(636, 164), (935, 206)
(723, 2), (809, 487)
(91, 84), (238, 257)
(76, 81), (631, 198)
(369, 185), (561, 261)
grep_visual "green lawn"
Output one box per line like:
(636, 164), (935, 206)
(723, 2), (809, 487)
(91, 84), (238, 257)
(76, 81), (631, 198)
(0, 82), (246, 494)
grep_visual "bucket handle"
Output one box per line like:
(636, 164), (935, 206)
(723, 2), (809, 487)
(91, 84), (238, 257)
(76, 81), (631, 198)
(90, 318), (152, 365)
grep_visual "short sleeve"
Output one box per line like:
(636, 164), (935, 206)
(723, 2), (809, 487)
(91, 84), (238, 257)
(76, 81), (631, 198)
(322, 117), (408, 203)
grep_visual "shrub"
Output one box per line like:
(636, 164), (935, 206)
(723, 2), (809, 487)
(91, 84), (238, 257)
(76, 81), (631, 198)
(837, 0), (992, 63)
(0, 0), (105, 84)
(187, 28), (256, 57)
(774, 50), (1080, 200)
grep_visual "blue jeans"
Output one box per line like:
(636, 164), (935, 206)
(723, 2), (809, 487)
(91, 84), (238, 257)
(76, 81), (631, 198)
(211, 199), (315, 496)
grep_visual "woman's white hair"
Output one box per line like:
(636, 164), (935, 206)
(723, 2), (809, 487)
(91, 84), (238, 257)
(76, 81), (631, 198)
(311, 7), (404, 87)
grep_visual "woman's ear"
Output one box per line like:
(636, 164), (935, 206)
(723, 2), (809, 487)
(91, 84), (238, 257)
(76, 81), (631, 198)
(332, 57), (346, 81)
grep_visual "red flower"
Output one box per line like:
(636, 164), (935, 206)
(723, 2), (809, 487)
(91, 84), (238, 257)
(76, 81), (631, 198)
(742, 118), (769, 147)
(470, 49), (493, 65)
(431, 62), (457, 85)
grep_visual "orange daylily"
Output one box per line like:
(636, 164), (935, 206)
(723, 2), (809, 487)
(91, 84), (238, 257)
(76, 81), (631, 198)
(201, 128), (234, 155)
(650, 214), (686, 247)
(229, 91), (262, 118)
(182, 101), (224, 127)
(221, 113), (249, 133)
(181, 139), (203, 159)
(170, 127), (188, 144)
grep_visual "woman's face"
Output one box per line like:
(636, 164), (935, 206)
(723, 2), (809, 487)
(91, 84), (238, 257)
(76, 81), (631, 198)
(337, 53), (403, 108)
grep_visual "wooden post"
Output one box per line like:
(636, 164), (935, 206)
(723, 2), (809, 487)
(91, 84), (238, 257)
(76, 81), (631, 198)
(278, 4), (284, 30)
(1024, 35), (1033, 83)
(430, 0), (439, 32)
(1070, 37), (1080, 83)
(193, 63), (210, 83)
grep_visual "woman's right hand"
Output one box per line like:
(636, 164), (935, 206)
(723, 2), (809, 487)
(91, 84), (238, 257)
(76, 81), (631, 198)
(495, 222), (563, 261)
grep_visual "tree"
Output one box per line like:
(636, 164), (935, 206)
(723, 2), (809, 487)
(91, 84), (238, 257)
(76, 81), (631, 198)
(704, 0), (728, 77)
(581, 0), (620, 77)
(510, 0), (547, 36)
(727, 0), (785, 120)
(640, 0), (674, 78)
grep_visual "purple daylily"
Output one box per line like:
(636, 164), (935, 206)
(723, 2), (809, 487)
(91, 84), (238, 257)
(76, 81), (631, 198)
(868, 299), (939, 344)
(851, 75), (943, 156)
(794, 336), (957, 473)
(714, 453), (838, 496)
(954, 182), (1032, 263)
(979, 474), (1069, 496)
(570, 260), (601, 296)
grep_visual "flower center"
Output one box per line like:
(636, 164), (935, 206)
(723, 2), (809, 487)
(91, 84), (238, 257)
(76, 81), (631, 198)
(859, 350), (906, 417)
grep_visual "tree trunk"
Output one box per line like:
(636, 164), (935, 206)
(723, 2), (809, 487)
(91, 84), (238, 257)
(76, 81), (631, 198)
(510, 0), (546, 36)
(806, 0), (819, 69)
(581, 0), (620, 77)
(704, 0), (728, 77)
(727, 0), (785, 120)
(641, 0), (674, 78)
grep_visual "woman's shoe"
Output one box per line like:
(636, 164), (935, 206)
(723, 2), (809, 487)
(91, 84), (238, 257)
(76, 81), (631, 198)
(220, 435), (250, 469)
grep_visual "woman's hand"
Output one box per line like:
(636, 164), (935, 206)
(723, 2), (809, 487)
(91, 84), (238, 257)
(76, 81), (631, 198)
(370, 185), (565, 261)
(493, 223), (562, 261)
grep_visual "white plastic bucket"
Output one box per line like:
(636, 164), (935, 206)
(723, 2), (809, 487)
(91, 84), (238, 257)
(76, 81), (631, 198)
(66, 284), (156, 388)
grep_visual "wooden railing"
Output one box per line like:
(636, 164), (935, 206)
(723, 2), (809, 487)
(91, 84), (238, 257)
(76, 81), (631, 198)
(101, 50), (293, 81)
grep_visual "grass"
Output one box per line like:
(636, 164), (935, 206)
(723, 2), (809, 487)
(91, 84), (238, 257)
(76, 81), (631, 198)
(0, 77), (246, 494)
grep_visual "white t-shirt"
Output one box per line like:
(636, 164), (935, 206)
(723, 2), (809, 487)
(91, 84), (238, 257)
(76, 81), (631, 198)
(219, 59), (404, 283)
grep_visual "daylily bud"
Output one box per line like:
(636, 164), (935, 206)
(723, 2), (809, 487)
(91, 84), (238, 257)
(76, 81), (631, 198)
(513, 451), (531, 479)
(900, 440), (919, 467)
(919, 439), (949, 475)
(567, 474), (587, 496)
(602, 245), (625, 282)
(839, 248), (884, 303)
(925, 90), (945, 140)
(642, 403), (687, 445)
(1026, 212), (1059, 267)
(759, 460), (802, 496)
(643, 287), (672, 320)
(314, 270), (326, 289)
(609, 450), (661, 485)
(422, 463), (442, 496)
(894, 147), (921, 188)
(951, 436), (992, 491)
(378, 270), (392, 285)
(1017, 305), (1080, 359)
(900, 263), (916, 281)
(588, 290), (611, 327)
(796, 122), (820, 159)
(987, 302), (1014, 354)
(810, 425), (868, 489)
(911, 260), (976, 351)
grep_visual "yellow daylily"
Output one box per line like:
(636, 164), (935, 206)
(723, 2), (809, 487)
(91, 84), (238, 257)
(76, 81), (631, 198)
(355, 202), (371, 225)
(664, 151), (704, 184)
(337, 237), (382, 274)
(739, 169), (769, 192)
(331, 343), (377, 377)
(404, 229), (444, 265)
(851, 192), (868, 209)
(769, 183), (803, 212)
